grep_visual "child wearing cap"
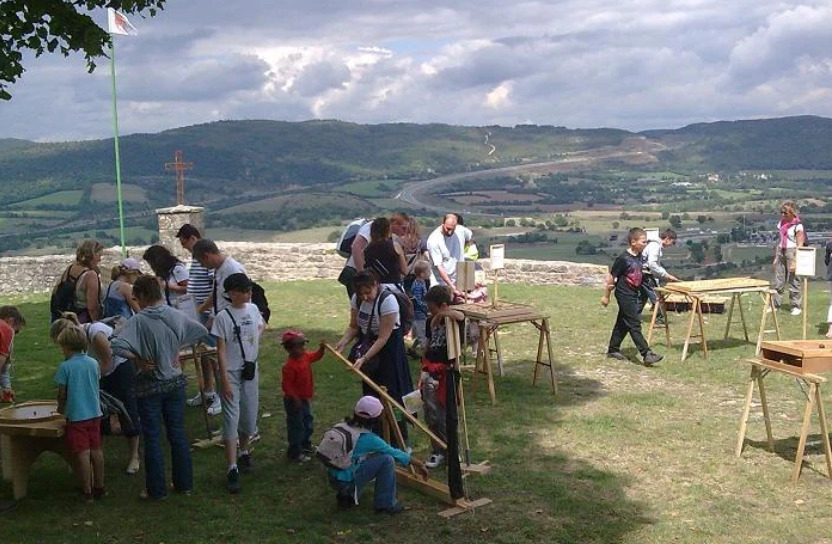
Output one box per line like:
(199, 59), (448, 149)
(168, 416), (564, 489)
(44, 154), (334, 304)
(281, 330), (325, 462)
(103, 258), (142, 319)
(211, 273), (264, 494)
(327, 395), (428, 514)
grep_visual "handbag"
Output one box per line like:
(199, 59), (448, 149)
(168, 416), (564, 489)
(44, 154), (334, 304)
(225, 308), (257, 381)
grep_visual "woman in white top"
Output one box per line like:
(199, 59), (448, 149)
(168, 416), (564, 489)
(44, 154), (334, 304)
(142, 245), (189, 307)
(335, 270), (415, 443)
(773, 200), (805, 315)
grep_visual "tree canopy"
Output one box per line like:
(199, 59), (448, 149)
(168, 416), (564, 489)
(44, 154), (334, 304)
(0, 0), (166, 100)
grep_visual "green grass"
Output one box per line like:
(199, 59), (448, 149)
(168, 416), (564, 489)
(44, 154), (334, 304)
(90, 183), (148, 204)
(8, 190), (83, 208)
(6, 281), (832, 543)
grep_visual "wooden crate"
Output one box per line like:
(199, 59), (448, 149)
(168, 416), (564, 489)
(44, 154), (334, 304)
(760, 341), (832, 373)
(663, 294), (728, 314)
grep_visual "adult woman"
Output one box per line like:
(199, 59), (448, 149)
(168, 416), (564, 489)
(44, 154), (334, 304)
(142, 245), (189, 307)
(334, 271), (414, 441)
(50, 312), (142, 475)
(363, 218), (407, 292)
(772, 200), (805, 315)
(53, 239), (105, 323)
(110, 275), (207, 500)
(103, 258), (142, 319)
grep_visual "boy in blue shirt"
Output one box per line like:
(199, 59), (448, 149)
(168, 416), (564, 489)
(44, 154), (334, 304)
(53, 321), (104, 502)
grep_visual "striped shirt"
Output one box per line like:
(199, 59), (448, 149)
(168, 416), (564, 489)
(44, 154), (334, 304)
(187, 259), (214, 310)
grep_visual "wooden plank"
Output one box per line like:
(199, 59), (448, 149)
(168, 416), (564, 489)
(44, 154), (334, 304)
(438, 497), (493, 518)
(664, 277), (770, 294)
(395, 467), (456, 505)
(746, 358), (826, 382)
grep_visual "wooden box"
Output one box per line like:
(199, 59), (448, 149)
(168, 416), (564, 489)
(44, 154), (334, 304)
(663, 294), (728, 314)
(760, 341), (832, 373)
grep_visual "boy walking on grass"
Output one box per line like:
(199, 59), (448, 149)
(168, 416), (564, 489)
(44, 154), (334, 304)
(54, 324), (104, 502)
(212, 273), (264, 494)
(281, 330), (325, 462)
(601, 227), (663, 367)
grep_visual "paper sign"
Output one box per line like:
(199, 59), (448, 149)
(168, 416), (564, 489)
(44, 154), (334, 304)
(796, 247), (817, 277)
(490, 244), (505, 270)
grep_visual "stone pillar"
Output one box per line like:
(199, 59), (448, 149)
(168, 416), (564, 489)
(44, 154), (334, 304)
(156, 205), (205, 259)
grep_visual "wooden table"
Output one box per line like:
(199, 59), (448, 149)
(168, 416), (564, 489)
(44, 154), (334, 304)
(648, 278), (781, 361)
(735, 357), (832, 482)
(0, 401), (72, 500)
(180, 345), (221, 446)
(456, 303), (556, 405)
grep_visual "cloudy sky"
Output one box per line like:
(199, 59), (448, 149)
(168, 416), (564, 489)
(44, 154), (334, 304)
(3, 0), (832, 141)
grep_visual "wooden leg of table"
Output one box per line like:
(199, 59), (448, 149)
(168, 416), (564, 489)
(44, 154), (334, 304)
(756, 292), (771, 355)
(482, 328), (497, 405)
(771, 294), (781, 341)
(724, 292), (737, 340)
(681, 299), (698, 362)
(493, 329), (504, 377)
(192, 350), (213, 437)
(696, 299), (709, 358)
(738, 292), (749, 342)
(471, 325), (486, 396)
(543, 318), (557, 396)
(735, 367), (758, 457)
(757, 371), (774, 451)
(792, 382), (817, 483)
(814, 384), (832, 479)
(647, 297), (660, 344)
(533, 323), (545, 386)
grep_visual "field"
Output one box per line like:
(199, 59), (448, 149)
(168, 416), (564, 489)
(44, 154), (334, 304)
(5, 281), (832, 543)
(90, 183), (148, 204)
(8, 190), (83, 208)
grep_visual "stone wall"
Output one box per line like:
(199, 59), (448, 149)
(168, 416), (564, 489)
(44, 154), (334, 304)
(0, 242), (608, 296)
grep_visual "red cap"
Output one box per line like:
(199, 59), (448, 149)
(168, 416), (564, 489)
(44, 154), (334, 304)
(281, 330), (306, 345)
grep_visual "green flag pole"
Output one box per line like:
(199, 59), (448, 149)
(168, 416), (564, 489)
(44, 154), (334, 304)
(109, 38), (127, 257)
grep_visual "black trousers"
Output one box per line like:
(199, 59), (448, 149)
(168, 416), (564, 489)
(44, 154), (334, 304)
(608, 293), (650, 356)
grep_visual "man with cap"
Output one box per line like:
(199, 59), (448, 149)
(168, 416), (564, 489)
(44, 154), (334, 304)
(176, 225), (221, 415)
(210, 273), (264, 494)
(326, 395), (428, 514)
(281, 330), (325, 462)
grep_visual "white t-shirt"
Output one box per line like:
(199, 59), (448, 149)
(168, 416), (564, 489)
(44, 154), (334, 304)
(212, 256), (246, 316)
(85, 322), (127, 377)
(345, 222), (373, 269)
(163, 263), (190, 306)
(211, 303), (263, 372)
(426, 225), (470, 286)
(351, 291), (400, 336)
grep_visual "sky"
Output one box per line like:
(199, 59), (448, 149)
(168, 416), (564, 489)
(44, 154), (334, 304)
(2, 0), (832, 142)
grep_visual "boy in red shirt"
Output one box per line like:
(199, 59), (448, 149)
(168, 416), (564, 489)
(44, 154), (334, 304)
(281, 330), (324, 462)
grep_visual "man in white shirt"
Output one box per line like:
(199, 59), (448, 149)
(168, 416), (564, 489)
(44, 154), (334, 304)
(192, 239), (247, 318)
(426, 214), (472, 292)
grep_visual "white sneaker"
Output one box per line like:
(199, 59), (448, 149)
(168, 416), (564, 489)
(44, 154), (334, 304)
(425, 453), (445, 469)
(764, 306), (773, 314)
(206, 396), (222, 416)
(791, 308), (802, 316)
(186, 392), (204, 407)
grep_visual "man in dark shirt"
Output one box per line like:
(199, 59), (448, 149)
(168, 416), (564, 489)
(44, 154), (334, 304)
(601, 228), (663, 366)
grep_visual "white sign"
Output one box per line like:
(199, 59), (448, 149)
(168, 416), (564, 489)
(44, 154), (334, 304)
(796, 247), (817, 277)
(490, 244), (505, 270)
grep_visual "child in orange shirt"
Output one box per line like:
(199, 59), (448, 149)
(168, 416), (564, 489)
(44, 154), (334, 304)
(281, 330), (325, 462)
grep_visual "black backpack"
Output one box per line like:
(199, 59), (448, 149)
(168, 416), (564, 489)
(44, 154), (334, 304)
(50, 265), (82, 322)
(380, 288), (413, 336)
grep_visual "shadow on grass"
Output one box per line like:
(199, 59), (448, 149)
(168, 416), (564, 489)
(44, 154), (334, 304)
(746, 434), (832, 479)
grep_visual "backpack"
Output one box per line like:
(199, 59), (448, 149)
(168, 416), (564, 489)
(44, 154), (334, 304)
(251, 282), (271, 324)
(336, 218), (370, 258)
(50, 265), (82, 322)
(380, 288), (414, 336)
(316, 422), (368, 470)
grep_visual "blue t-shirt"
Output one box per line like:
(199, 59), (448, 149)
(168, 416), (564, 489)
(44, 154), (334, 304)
(54, 353), (102, 422)
(328, 431), (411, 482)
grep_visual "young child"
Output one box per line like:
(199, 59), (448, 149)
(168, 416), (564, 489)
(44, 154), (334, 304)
(326, 396), (428, 514)
(419, 285), (464, 468)
(408, 261), (431, 356)
(601, 227), (663, 366)
(211, 273), (264, 494)
(0, 306), (25, 403)
(281, 330), (325, 462)
(52, 320), (104, 502)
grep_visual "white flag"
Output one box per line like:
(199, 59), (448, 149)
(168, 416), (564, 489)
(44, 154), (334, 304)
(107, 8), (137, 36)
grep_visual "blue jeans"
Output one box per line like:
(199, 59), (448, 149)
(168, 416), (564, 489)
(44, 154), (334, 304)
(331, 454), (398, 509)
(137, 386), (193, 499)
(283, 398), (313, 459)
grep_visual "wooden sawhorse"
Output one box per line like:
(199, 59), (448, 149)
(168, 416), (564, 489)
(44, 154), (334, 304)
(736, 357), (832, 482)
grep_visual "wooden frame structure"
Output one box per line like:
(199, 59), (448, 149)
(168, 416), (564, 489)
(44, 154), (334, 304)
(456, 303), (556, 405)
(648, 278), (781, 362)
(736, 358), (832, 482)
(324, 344), (492, 517)
(181, 344), (223, 448)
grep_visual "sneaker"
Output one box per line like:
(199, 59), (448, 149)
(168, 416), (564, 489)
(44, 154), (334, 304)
(374, 504), (406, 515)
(606, 351), (628, 361)
(643, 352), (663, 366)
(290, 454), (311, 463)
(186, 392), (204, 407)
(791, 308), (802, 316)
(226, 467), (241, 494)
(250, 430), (261, 443)
(425, 453), (445, 469)
(302, 445), (316, 455)
(238, 453), (253, 474)
(206, 396), (222, 416)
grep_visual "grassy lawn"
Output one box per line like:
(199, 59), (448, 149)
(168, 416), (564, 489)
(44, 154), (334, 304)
(8, 190), (83, 208)
(5, 280), (832, 543)
(90, 183), (148, 204)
